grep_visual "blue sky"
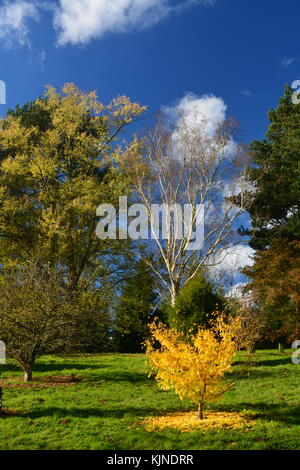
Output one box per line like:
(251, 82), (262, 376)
(0, 0), (299, 144)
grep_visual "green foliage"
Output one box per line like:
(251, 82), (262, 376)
(243, 85), (300, 249)
(166, 273), (223, 335)
(73, 291), (112, 353)
(0, 263), (81, 381)
(237, 86), (300, 342)
(114, 260), (159, 353)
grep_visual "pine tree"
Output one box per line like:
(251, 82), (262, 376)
(114, 260), (159, 353)
(240, 86), (300, 342)
(243, 85), (300, 249)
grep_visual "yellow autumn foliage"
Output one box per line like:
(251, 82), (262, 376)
(142, 410), (252, 432)
(145, 314), (242, 419)
(0, 83), (146, 272)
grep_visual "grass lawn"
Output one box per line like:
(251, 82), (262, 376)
(0, 350), (299, 450)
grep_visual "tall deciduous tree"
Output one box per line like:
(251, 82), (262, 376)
(0, 84), (146, 291)
(120, 114), (249, 305)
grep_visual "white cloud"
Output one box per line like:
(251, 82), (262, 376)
(241, 89), (253, 97)
(163, 92), (227, 134)
(162, 92), (238, 164)
(209, 244), (255, 276)
(222, 175), (256, 204)
(53, 0), (216, 46)
(0, 0), (39, 48)
(281, 57), (296, 68)
(226, 281), (253, 306)
(160, 93), (228, 172)
(227, 282), (248, 299)
(37, 48), (46, 67)
(206, 244), (255, 293)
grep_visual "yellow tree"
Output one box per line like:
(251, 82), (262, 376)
(0, 84), (146, 288)
(145, 315), (242, 419)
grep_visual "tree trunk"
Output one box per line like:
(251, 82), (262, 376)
(197, 401), (204, 420)
(24, 369), (32, 382)
(170, 282), (180, 307)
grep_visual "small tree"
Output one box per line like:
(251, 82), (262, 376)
(145, 315), (242, 419)
(0, 263), (80, 382)
(243, 239), (300, 343)
(226, 300), (265, 354)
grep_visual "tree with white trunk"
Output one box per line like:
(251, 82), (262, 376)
(120, 111), (250, 305)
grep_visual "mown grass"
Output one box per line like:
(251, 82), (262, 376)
(0, 350), (299, 450)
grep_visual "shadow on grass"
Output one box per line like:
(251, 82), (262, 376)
(234, 357), (293, 368)
(34, 363), (110, 373)
(1, 369), (151, 388)
(93, 371), (152, 383)
(225, 368), (292, 383)
(0, 363), (21, 373)
(19, 405), (186, 420)
(2, 362), (110, 375)
(16, 401), (300, 426)
(214, 402), (300, 426)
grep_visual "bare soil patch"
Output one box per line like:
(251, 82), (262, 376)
(0, 375), (81, 389)
(0, 409), (22, 418)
